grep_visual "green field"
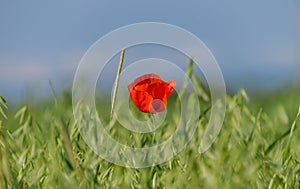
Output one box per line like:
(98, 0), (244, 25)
(1, 73), (300, 188)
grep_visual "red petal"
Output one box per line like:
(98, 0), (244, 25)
(129, 90), (153, 113)
(133, 74), (162, 84)
(133, 82), (149, 91)
(146, 82), (166, 100)
(165, 80), (176, 97)
(129, 74), (161, 90)
(128, 73), (176, 114)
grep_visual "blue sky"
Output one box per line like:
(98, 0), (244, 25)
(0, 1), (299, 101)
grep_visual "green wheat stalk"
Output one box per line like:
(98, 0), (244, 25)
(111, 48), (125, 118)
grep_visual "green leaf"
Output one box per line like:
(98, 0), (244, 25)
(0, 107), (7, 119)
(186, 58), (194, 78)
(240, 88), (250, 103)
(14, 106), (27, 124)
(0, 96), (7, 109)
(0, 96), (8, 119)
(191, 74), (209, 101)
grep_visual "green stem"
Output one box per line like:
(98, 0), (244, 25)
(110, 48), (125, 118)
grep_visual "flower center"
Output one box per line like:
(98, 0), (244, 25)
(150, 99), (165, 113)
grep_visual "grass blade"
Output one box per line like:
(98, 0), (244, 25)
(111, 48), (125, 118)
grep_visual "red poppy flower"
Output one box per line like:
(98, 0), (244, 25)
(128, 73), (176, 114)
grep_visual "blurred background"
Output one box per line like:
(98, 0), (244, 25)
(0, 1), (299, 102)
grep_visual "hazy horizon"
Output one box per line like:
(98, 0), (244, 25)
(1, 1), (299, 101)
